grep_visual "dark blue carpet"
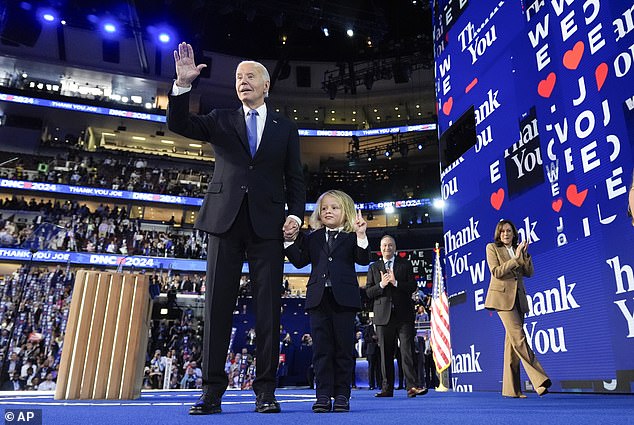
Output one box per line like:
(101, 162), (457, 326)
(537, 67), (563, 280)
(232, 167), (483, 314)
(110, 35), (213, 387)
(1, 388), (632, 425)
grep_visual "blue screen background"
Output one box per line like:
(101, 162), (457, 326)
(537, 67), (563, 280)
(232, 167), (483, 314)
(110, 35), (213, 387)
(434, 0), (634, 393)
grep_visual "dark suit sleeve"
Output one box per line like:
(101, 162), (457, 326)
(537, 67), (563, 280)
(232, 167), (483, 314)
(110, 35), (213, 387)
(284, 232), (311, 268)
(354, 241), (371, 266)
(365, 263), (384, 299)
(166, 92), (216, 142)
(396, 260), (417, 295)
(283, 121), (306, 222)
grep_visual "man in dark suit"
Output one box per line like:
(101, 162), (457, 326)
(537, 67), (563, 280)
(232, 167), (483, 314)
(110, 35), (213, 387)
(363, 319), (382, 390)
(168, 42), (305, 415)
(365, 235), (427, 398)
(0, 372), (24, 391)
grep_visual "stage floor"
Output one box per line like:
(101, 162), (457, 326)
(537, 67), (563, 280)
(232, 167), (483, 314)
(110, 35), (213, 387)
(1, 387), (632, 425)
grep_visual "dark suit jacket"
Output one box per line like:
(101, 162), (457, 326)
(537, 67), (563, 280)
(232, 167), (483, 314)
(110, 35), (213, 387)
(285, 228), (370, 310)
(167, 93), (305, 239)
(365, 256), (417, 326)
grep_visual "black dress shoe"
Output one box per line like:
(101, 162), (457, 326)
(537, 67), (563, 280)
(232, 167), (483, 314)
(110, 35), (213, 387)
(189, 394), (222, 415)
(407, 387), (428, 398)
(333, 395), (350, 412)
(255, 394), (281, 413)
(374, 390), (393, 397)
(312, 396), (332, 413)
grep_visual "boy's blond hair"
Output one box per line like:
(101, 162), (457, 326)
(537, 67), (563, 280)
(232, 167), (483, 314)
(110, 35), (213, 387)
(309, 190), (357, 232)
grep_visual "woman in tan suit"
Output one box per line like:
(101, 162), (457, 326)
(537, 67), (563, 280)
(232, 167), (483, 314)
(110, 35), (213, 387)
(484, 219), (551, 398)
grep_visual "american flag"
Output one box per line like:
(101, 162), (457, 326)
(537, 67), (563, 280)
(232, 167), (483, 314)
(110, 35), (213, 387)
(431, 244), (451, 372)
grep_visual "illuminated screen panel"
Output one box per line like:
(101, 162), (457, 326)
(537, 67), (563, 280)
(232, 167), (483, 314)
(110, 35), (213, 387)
(434, 0), (634, 393)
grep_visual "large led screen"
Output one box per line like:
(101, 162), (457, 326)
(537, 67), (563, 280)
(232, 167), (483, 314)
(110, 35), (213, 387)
(434, 0), (634, 393)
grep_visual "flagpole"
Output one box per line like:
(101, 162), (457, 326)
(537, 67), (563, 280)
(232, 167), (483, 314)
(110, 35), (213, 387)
(431, 242), (451, 392)
(437, 367), (450, 392)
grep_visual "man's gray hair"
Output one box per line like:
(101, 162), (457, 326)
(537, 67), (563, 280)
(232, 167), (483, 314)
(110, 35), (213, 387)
(238, 60), (271, 98)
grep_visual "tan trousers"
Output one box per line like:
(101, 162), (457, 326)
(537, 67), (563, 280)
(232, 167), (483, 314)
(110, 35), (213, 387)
(497, 299), (549, 396)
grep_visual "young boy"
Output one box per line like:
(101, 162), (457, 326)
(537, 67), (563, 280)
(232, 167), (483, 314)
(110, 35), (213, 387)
(284, 190), (370, 412)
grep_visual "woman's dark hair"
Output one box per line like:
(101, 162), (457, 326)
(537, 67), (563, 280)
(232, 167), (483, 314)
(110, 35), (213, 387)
(493, 219), (518, 247)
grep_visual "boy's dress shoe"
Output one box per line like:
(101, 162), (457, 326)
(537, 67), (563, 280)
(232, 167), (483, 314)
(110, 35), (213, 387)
(312, 396), (332, 413)
(333, 395), (350, 412)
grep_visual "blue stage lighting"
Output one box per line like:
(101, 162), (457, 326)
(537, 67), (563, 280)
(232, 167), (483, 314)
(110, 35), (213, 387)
(103, 23), (116, 33)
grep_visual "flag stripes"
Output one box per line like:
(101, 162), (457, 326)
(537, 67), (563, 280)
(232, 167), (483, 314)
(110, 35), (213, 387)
(431, 246), (451, 373)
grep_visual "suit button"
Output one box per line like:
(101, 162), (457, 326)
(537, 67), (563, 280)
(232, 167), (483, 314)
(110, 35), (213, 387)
(248, 165), (254, 170)
(328, 257), (333, 261)
(322, 274), (327, 278)
(240, 185), (247, 190)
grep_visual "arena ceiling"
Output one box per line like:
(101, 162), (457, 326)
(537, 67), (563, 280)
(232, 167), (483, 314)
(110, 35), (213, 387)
(15, 0), (434, 63)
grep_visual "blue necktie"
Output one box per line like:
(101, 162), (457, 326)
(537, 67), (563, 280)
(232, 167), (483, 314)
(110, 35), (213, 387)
(247, 109), (258, 157)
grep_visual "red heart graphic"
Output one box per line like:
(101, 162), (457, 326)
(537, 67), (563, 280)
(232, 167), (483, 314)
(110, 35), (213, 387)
(595, 62), (608, 91)
(551, 198), (563, 212)
(465, 78), (478, 93)
(399, 252), (407, 258)
(537, 72), (556, 98)
(442, 97), (453, 116)
(490, 188), (505, 211)
(566, 184), (588, 207)
(563, 41), (584, 70)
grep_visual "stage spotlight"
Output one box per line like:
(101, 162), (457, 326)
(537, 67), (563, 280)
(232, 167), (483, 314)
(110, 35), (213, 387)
(148, 25), (177, 47)
(38, 8), (58, 24)
(384, 205), (395, 214)
(346, 28), (354, 37)
(322, 26), (329, 37)
(103, 22), (117, 34)
(417, 142), (423, 150)
(433, 199), (445, 209)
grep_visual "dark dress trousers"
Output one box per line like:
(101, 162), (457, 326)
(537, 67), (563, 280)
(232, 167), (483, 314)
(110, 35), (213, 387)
(285, 229), (370, 398)
(167, 93), (305, 399)
(363, 323), (382, 388)
(365, 256), (420, 391)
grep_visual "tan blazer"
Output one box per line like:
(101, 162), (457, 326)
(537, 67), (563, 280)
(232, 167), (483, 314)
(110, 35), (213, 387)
(483, 243), (533, 313)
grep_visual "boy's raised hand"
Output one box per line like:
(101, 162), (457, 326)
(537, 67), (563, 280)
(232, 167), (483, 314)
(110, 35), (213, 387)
(354, 209), (367, 237)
